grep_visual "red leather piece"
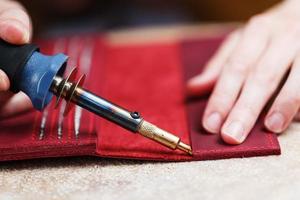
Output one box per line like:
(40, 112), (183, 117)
(96, 42), (191, 160)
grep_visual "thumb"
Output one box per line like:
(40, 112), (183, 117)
(0, 1), (32, 91)
(0, 1), (32, 45)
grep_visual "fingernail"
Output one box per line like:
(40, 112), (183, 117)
(0, 20), (30, 44)
(204, 112), (222, 133)
(222, 121), (245, 143)
(266, 112), (285, 133)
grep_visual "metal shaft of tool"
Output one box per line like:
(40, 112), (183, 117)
(50, 75), (192, 155)
(73, 87), (143, 132)
(50, 75), (142, 132)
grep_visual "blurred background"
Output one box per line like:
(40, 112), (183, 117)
(19, 0), (281, 37)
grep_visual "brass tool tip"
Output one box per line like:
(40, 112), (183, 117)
(177, 141), (193, 155)
(138, 120), (192, 155)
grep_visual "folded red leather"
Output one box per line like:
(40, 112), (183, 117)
(0, 34), (280, 161)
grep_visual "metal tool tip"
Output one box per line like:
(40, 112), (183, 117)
(138, 120), (192, 156)
(177, 141), (193, 155)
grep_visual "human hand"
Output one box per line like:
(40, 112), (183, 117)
(0, 0), (32, 118)
(187, 0), (300, 144)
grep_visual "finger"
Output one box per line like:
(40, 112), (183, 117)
(0, 69), (10, 91)
(0, 92), (32, 118)
(202, 16), (270, 134)
(221, 33), (299, 144)
(186, 30), (240, 96)
(265, 55), (300, 133)
(0, 0), (32, 44)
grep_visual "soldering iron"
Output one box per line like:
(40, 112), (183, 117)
(0, 40), (192, 155)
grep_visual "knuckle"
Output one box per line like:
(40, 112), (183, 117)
(285, 92), (300, 106)
(226, 57), (249, 75)
(248, 15), (270, 27)
(273, 97), (300, 115)
(207, 101), (227, 114)
(209, 90), (233, 110)
(227, 30), (241, 40)
(236, 102), (258, 118)
(250, 69), (277, 89)
(212, 90), (230, 103)
(245, 15), (270, 34)
(258, 73), (273, 85)
(290, 96), (300, 106)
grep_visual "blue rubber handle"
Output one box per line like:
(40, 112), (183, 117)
(0, 40), (68, 110)
(20, 51), (68, 110)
